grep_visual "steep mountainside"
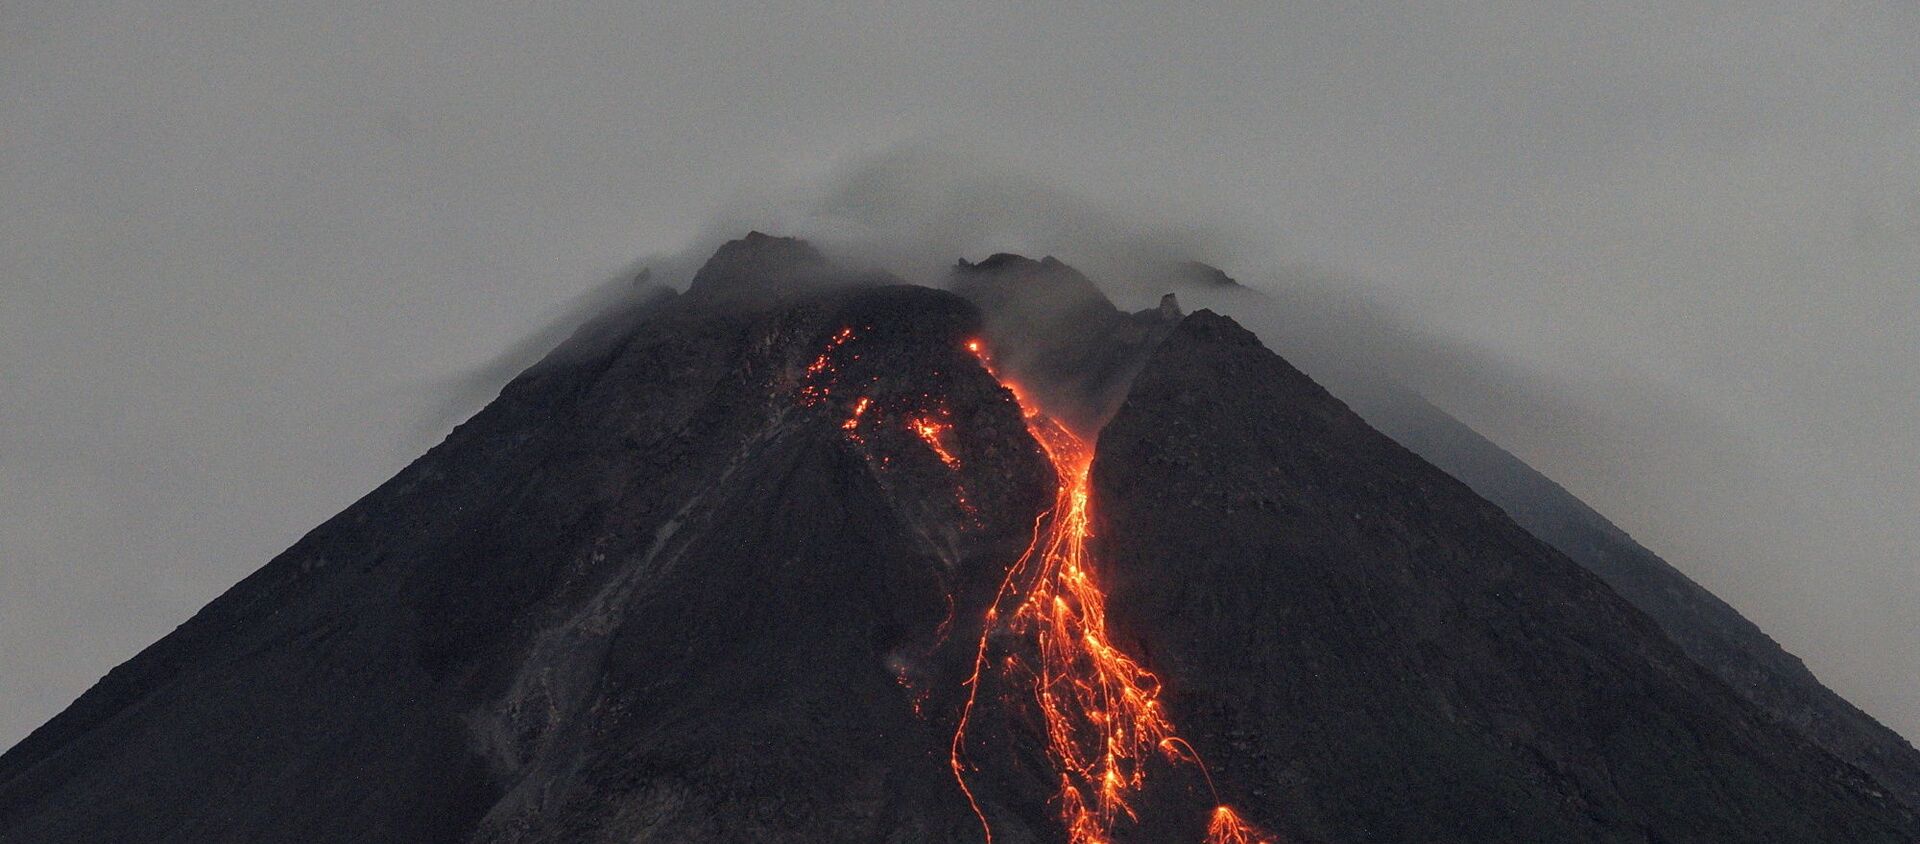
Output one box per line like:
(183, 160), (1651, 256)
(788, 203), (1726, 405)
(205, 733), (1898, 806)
(1, 236), (1911, 843)
(1089, 311), (1913, 841)
(1162, 263), (1920, 813)
(0, 237), (1056, 842)
(1349, 384), (1920, 813)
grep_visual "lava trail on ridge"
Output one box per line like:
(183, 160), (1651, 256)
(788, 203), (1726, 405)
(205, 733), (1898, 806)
(811, 327), (1273, 844)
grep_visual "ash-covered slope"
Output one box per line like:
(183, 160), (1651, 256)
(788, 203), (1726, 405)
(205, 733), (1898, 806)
(0, 235), (1057, 843)
(1090, 311), (1915, 842)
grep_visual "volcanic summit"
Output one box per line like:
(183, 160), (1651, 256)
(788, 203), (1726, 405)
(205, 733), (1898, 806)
(1, 234), (1914, 843)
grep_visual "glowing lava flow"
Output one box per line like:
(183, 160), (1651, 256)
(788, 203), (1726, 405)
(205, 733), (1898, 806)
(794, 327), (1269, 843)
(909, 414), (962, 469)
(951, 344), (1274, 844)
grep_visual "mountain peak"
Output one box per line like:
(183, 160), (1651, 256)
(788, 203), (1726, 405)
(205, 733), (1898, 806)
(5, 237), (1914, 843)
(961, 252), (1036, 271)
(951, 252), (1112, 316)
(1176, 260), (1244, 288)
(1173, 308), (1265, 349)
(686, 231), (830, 301)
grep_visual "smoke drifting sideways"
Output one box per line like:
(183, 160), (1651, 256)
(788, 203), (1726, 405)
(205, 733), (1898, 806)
(433, 143), (1914, 745)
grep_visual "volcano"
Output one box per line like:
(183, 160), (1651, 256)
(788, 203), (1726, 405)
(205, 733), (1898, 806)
(2, 233), (1914, 843)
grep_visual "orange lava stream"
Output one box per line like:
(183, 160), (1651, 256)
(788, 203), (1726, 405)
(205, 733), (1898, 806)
(795, 328), (1269, 843)
(910, 415), (962, 469)
(952, 344), (1274, 844)
(1206, 806), (1267, 844)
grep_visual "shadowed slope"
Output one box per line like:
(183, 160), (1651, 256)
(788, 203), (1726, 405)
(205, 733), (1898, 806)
(1090, 310), (1916, 842)
(0, 238), (1055, 843)
(1165, 263), (1920, 812)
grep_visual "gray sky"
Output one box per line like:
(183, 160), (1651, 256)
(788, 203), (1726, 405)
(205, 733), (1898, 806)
(2, 2), (1915, 752)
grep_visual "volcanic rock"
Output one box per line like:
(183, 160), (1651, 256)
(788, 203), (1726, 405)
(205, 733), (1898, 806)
(1091, 311), (1914, 841)
(1160, 262), (1920, 814)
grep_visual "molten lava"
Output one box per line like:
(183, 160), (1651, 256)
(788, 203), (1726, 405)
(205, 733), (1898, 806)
(952, 342), (1274, 844)
(799, 327), (857, 407)
(1207, 806), (1268, 844)
(797, 328), (1271, 843)
(909, 414), (962, 469)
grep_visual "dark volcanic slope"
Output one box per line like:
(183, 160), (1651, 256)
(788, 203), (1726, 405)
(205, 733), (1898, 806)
(1091, 311), (1916, 843)
(1352, 385), (1920, 813)
(1167, 263), (1920, 812)
(0, 237), (1056, 843)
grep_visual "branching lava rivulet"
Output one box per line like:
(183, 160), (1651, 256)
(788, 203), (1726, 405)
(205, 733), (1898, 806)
(800, 328), (1273, 844)
(948, 340), (1274, 844)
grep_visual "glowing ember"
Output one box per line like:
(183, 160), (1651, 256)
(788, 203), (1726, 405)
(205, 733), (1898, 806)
(952, 340), (1275, 844)
(909, 415), (962, 469)
(843, 396), (871, 436)
(798, 327), (858, 406)
(1207, 805), (1270, 844)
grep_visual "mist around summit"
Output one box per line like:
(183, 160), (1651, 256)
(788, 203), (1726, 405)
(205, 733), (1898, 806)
(446, 145), (1887, 740)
